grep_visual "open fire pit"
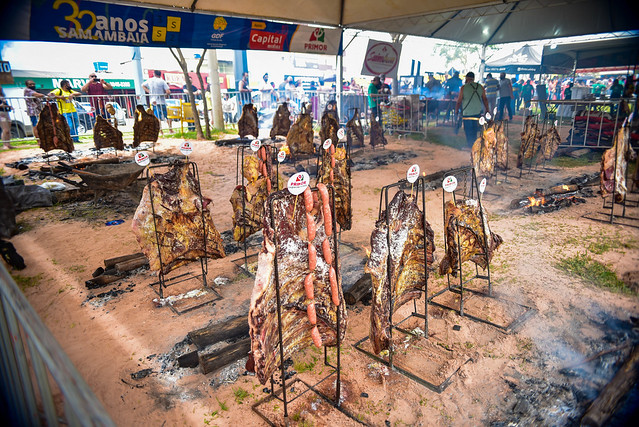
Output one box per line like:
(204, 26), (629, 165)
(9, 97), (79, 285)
(510, 184), (594, 214)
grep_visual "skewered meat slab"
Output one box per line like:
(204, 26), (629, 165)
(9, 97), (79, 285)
(36, 103), (74, 153)
(94, 116), (124, 150)
(286, 108), (314, 156)
(317, 145), (352, 231)
(346, 108), (364, 148)
(517, 115), (540, 168)
(133, 105), (160, 148)
(536, 125), (561, 164)
(238, 103), (258, 139)
(370, 116), (387, 147)
(248, 187), (347, 384)
(269, 103), (291, 139)
(319, 111), (339, 147)
(601, 126), (633, 203)
(438, 199), (502, 277)
(495, 121), (509, 170)
(471, 124), (497, 177)
(132, 163), (225, 274)
(365, 191), (435, 354)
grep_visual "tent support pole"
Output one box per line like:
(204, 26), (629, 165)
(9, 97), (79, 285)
(479, 45), (486, 82)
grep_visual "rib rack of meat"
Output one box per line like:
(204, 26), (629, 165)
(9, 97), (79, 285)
(133, 105), (160, 148)
(365, 190), (435, 354)
(346, 108), (365, 148)
(132, 162), (225, 276)
(269, 103), (291, 139)
(370, 116), (387, 147)
(230, 145), (284, 242)
(536, 124), (561, 165)
(36, 103), (74, 153)
(319, 111), (339, 148)
(471, 123), (497, 177)
(238, 103), (258, 139)
(600, 125), (634, 203)
(495, 121), (509, 170)
(438, 199), (503, 277)
(94, 116), (124, 150)
(317, 144), (352, 231)
(286, 106), (314, 156)
(248, 185), (347, 384)
(517, 115), (540, 168)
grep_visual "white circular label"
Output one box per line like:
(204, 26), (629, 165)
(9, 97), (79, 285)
(327, 104), (333, 110)
(479, 117), (486, 126)
(442, 175), (458, 193)
(485, 112), (492, 120)
(554, 120), (558, 126)
(134, 151), (150, 166)
(337, 128), (345, 140)
(277, 149), (286, 163)
(289, 115), (295, 121)
(493, 107), (497, 115)
(180, 141), (193, 156)
(323, 139), (333, 150)
(480, 178), (487, 193)
(406, 164), (420, 183)
(360, 112), (365, 118)
(287, 172), (310, 195)
(250, 139), (261, 152)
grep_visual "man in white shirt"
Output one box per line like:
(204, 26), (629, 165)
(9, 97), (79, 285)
(142, 70), (172, 133)
(259, 73), (274, 109)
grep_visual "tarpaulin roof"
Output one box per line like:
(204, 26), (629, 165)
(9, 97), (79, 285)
(129, 0), (638, 45)
(485, 45), (542, 73)
(541, 36), (639, 74)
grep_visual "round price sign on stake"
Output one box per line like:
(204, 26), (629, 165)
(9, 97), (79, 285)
(250, 139), (261, 152)
(180, 141), (193, 156)
(277, 149), (286, 163)
(442, 175), (458, 193)
(480, 178), (487, 193)
(406, 164), (420, 183)
(493, 107), (497, 116)
(327, 104), (333, 111)
(479, 117), (486, 126)
(554, 120), (558, 126)
(323, 138), (333, 150)
(337, 128), (345, 140)
(134, 151), (150, 166)
(360, 112), (366, 118)
(287, 172), (310, 195)
(485, 112), (492, 121)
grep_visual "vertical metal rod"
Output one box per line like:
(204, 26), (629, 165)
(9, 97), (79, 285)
(475, 168), (492, 297)
(420, 177), (428, 335)
(192, 162), (209, 288)
(27, 339), (58, 427)
(146, 165), (165, 297)
(443, 189), (451, 291)
(268, 198), (288, 420)
(610, 127), (619, 224)
(2, 298), (39, 421)
(384, 185), (393, 369)
(330, 185), (342, 406)
(0, 299), (28, 423)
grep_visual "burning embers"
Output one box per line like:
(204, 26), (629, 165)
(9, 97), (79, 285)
(512, 184), (591, 214)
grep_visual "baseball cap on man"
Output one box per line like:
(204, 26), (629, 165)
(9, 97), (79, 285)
(466, 72), (475, 79)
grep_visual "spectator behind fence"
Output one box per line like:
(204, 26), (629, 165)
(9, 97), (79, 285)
(24, 80), (45, 143)
(222, 92), (237, 125)
(484, 73), (499, 113)
(521, 80), (534, 110)
(536, 82), (548, 119)
(610, 78), (623, 99)
(142, 70), (172, 134)
(81, 72), (112, 118)
(445, 71), (463, 100)
(48, 80), (82, 142)
(455, 71), (489, 148)
(238, 72), (251, 107)
(512, 79), (522, 112)
(259, 73), (274, 109)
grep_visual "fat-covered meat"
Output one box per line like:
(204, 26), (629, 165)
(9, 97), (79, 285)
(471, 124), (497, 177)
(601, 126), (634, 203)
(286, 110), (315, 156)
(317, 146), (352, 231)
(517, 115), (540, 168)
(365, 191), (435, 354)
(36, 104), (74, 153)
(495, 121), (509, 169)
(537, 125), (561, 164)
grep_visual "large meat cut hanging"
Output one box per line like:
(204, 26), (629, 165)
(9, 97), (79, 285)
(319, 111), (339, 147)
(365, 191), (435, 355)
(495, 121), (509, 170)
(346, 108), (364, 148)
(471, 123), (497, 177)
(248, 185), (347, 384)
(36, 103), (74, 153)
(132, 163), (225, 274)
(94, 116), (124, 150)
(238, 103), (258, 139)
(317, 145), (352, 231)
(286, 106), (314, 156)
(370, 116), (387, 147)
(269, 103), (291, 139)
(230, 146), (284, 242)
(517, 115), (540, 168)
(600, 125), (634, 203)
(438, 199), (502, 277)
(133, 105), (160, 148)
(536, 124), (561, 165)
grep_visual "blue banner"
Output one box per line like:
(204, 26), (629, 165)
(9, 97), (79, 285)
(28, 0), (341, 54)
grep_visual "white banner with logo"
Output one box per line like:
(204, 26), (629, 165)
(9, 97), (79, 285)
(289, 26), (342, 56)
(361, 40), (402, 77)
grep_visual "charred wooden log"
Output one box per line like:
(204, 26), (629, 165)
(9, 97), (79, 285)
(188, 315), (249, 350)
(199, 338), (251, 374)
(343, 273), (371, 305)
(104, 253), (145, 268)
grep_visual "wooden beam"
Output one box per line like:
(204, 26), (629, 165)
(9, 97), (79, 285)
(199, 338), (251, 374)
(188, 315), (249, 350)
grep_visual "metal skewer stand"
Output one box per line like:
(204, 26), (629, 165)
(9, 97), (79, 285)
(353, 176), (468, 393)
(316, 139), (352, 238)
(146, 161), (222, 315)
(232, 142), (281, 275)
(252, 186), (361, 425)
(429, 167), (533, 332)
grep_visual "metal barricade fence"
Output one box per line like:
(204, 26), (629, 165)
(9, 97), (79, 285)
(0, 261), (115, 426)
(526, 98), (637, 148)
